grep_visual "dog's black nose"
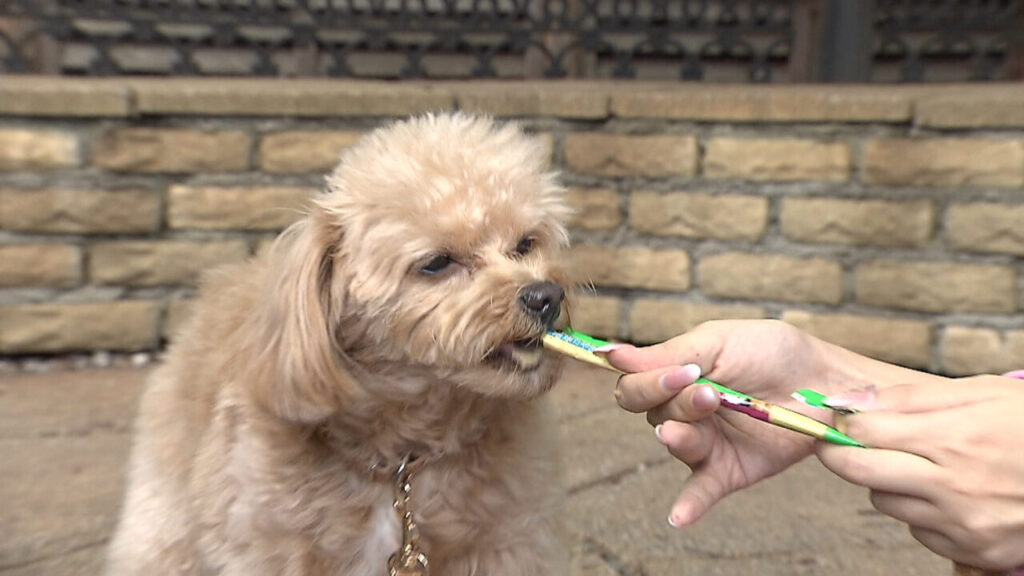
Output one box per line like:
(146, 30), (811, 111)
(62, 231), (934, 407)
(519, 281), (564, 326)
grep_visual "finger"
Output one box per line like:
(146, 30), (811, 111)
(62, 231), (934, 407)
(908, 527), (1003, 571)
(598, 331), (724, 374)
(645, 383), (721, 425)
(843, 381), (992, 414)
(909, 527), (962, 565)
(816, 443), (943, 499)
(908, 528), (1006, 571)
(615, 363), (704, 413)
(838, 410), (953, 457)
(655, 419), (716, 467)
(667, 467), (731, 528)
(869, 490), (943, 527)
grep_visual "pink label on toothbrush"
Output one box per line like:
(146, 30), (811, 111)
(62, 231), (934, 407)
(719, 393), (771, 422)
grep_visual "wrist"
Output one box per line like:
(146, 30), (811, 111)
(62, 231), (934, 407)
(805, 335), (874, 398)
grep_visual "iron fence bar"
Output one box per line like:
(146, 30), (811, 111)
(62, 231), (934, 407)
(818, 0), (873, 82)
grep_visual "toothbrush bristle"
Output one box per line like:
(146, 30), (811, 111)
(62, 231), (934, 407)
(546, 330), (595, 351)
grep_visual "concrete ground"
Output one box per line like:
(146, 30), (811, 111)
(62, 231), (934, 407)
(0, 363), (950, 575)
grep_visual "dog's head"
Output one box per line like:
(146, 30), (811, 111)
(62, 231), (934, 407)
(259, 114), (572, 420)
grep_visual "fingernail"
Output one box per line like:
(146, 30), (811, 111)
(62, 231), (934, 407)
(593, 343), (628, 354)
(659, 363), (702, 393)
(668, 513), (681, 528)
(824, 386), (877, 410)
(654, 424), (666, 444)
(692, 384), (720, 410)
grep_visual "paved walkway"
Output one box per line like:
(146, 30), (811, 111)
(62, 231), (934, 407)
(0, 363), (949, 575)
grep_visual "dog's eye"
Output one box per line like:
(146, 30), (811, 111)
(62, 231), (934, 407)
(514, 236), (535, 257)
(420, 254), (454, 275)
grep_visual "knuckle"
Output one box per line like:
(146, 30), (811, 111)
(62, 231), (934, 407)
(867, 490), (888, 511)
(836, 453), (872, 485)
(959, 510), (999, 541)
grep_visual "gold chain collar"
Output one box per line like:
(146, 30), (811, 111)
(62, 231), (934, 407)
(314, 425), (431, 575)
(387, 457), (430, 576)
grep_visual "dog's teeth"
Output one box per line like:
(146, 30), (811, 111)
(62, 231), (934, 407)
(510, 345), (543, 370)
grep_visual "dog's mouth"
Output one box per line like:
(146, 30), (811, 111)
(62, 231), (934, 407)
(487, 335), (545, 372)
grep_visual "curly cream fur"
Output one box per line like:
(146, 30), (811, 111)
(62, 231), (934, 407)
(107, 113), (572, 576)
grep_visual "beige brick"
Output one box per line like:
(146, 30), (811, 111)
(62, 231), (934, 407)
(533, 133), (555, 164)
(947, 203), (1024, 256)
(629, 299), (766, 344)
(781, 198), (934, 247)
(572, 245), (690, 292)
(168, 186), (315, 230)
(92, 128), (251, 173)
(90, 240), (249, 287)
(0, 188), (160, 234)
(131, 78), (454, 116)
(611, 84), (914, 123)
(856, 260), (1017, 313)
(916, 87), (1024, 128)
(698, 253), (842, 305)
(254, 235), (279, 256)
(0, 301), (159, 353)
(704, 138), (851, 182)
(940, 326), (1024, 376)
(862, 138), (1024, 188)
(564, 133), (697, 178)
(566, 188), (622, 230)
(569, 294), (622, 341)
(259, 131), (362, 173)
(629, 191), (768, 241)
(0, 130), (79, 171)
(0, 78), (131, 117)
(163, 298), (196, 340)
(0, 244), (80, 288)
(455, 81), (609, 119)
(783, 311), (931, 369)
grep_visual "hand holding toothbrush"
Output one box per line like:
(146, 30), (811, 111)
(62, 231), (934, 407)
(599, 319), (847, 528)
(598, 319), (1024, 572)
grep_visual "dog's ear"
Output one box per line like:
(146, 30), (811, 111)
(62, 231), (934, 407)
(248, 212), (359, 423)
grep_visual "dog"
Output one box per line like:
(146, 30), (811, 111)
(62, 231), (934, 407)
(107, 113), (573, 575)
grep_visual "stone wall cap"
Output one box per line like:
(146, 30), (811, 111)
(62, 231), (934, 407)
(0, 76), (132, 117)
(130, 78), (456, 116)
(0, 77), (1022, 124)
(452, 80), (610, 118)
(916, 85), (1024, 128)
(610, 83), (932, 123)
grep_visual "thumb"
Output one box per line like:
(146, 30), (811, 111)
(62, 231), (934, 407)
(667, 467), (731, 528)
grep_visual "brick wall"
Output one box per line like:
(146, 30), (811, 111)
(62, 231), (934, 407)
(1, 78), (1023, 375)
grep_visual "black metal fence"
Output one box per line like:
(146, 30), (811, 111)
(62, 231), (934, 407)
(0, 0), (1021, 82)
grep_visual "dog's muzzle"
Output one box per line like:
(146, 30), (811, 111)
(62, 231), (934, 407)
(484, 281), (565, 372)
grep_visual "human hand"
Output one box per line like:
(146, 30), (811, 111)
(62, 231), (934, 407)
(602, 319), (844, 527)
(817, 376), (1024, 570)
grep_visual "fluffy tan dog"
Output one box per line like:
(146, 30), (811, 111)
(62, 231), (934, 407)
(107, 113), (573, 575)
